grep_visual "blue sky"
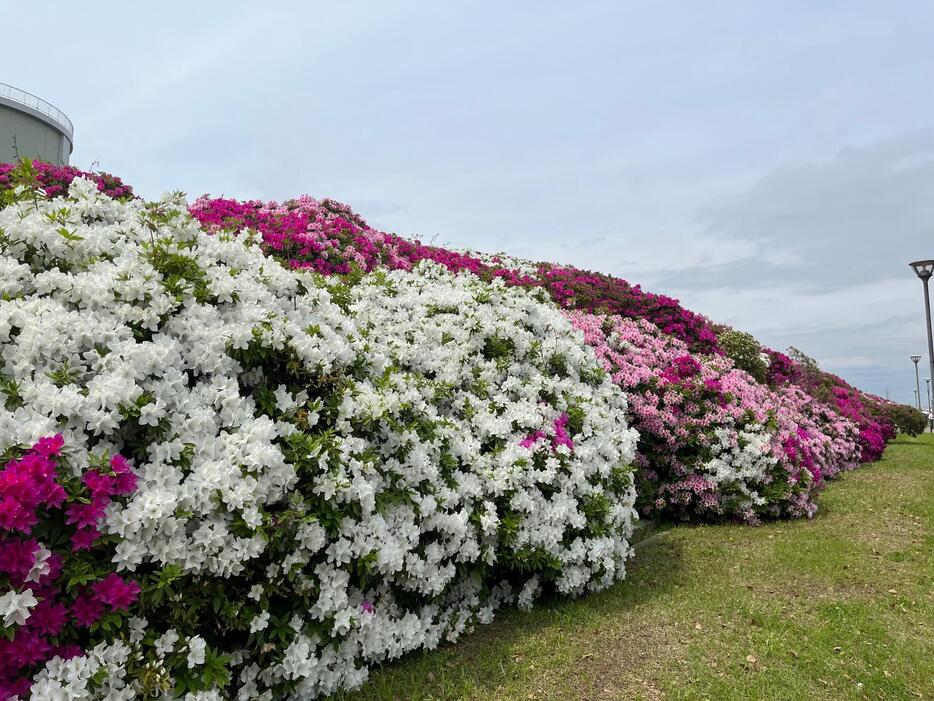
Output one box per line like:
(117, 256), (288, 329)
(5, 1), (934, 405)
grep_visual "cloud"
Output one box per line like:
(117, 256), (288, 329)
(655, 134), (934, 403)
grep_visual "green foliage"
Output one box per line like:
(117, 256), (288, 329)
(0, 158), (41, 210)
(580, 492), (612, 536)
(787, 346), (821, 373)
(547, 352), (569, 378)
(718, 329), (767, 382)
(0, 376), (23, 410)
(565, 404), (586, 436)
(46, 360), (82, 388)
(578, 365), (606, 386)
(482, 333), (516, 362)
(881, 402), (928, 436)
(143, 238), (211, 304)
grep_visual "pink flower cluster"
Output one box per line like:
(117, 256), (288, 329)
(67, 454), (137, 552)
(0, 435), (67, 533)
(537, 266), (721, 354)
(764, 349), (800, 386)
(566, 312), (862, 522)
(519, 413), (574, 451)
(0, 161), (134, 200)
(825, 383), (893, 461)
(766, 353), (895, 462)
(0, 436), (140, 700)
(189, 195), (408, 276)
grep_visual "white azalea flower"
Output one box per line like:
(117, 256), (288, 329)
(0, 588), (38, 627)
(187, 635), (207, 668)
(249, 611), (271, 633)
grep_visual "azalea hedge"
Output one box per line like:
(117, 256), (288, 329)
(567, 313), (862, 523)
(0, 160), (923, 699)
(185, 191), (906, 462)
(0, 173), (637, 698)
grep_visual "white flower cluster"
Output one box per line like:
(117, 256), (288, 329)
(30, 641), (133, 701)
(29, 634), (219, 701)
(702, 423), (779, 512)
(0, 181), (639, 699)
(346, 264), (639, 597)
(464, 248), (542, 277)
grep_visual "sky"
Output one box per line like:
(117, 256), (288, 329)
(4, 1), (934, 406)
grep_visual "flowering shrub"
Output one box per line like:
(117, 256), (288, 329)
(566, 313), (862, 522)
(0, 158), (133, 204)
(187, 192), (910, 508)
(766, 351), (894, 462)
(875, 401), (927, 436)
(717, 328), (768, 382)
(0, 435), (139, 700)
(764, 349), (800, 387)
(534, 265), (720, 354)
(0, 179), (637, 697)
(189, 195), (396, 276)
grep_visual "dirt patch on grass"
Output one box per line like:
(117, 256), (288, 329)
(839, 513), (926, 555)
(548, 616), (686, 701)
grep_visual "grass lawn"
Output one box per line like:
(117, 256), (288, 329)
(337, 434), (933, 701)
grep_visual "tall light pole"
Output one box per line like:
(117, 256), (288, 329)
(909, 260), (934, 430)
(911, 355), (923, 411)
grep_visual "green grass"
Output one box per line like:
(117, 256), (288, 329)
(337, 434), (934, 701)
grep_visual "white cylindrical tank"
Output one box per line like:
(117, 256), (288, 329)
(0, 82), (74, 166)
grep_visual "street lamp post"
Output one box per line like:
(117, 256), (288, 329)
(909, 260), (934, 430)
(911, 355), (922, 411)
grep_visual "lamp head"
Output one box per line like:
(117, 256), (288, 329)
(910, 259), (934, 280)
(911, 354), (922, 362)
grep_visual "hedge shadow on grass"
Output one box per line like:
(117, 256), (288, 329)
(335, 536), (688, 701)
